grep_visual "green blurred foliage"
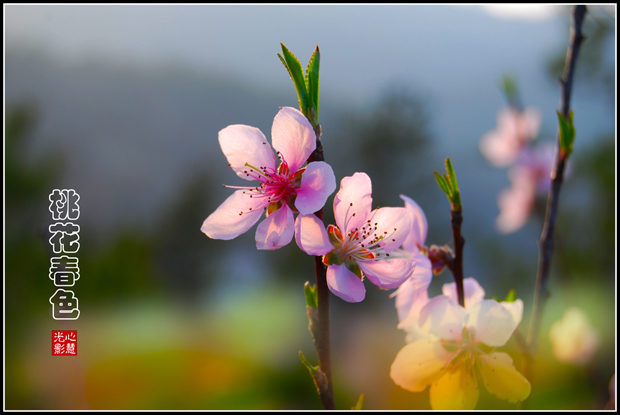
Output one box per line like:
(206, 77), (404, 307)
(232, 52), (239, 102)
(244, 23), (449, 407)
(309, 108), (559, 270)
(4, 105), (160, 408)
(153, 172), (225, 302)
(5, 105), (66, 408)
(555, 136), (615, 281)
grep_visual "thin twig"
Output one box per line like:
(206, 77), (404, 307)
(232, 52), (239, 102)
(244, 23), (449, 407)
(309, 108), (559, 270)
(525, 3), (587, 376)
(307, 126), (335, 410)
(449, 208), (465, 308)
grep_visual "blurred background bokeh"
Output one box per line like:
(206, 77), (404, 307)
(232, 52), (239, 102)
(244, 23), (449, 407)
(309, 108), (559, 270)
(4, 5), (616, 410)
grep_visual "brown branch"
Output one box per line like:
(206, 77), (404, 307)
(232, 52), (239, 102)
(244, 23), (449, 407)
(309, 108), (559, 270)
(307, 125), (335, 410)
(524, 2), (587, 375)
(449, 208), (465, 308)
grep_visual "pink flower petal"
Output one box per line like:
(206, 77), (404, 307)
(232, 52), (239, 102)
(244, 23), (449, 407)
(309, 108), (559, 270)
(479, 107), (522, 168)
(271, 107), (316, 173)
(333, 173), (372, 234)
(295, 214), (333, 256)
(394, 254), (432, 322)
(255, 204), (294, 250)
(496, 178), (535, 234)
(359, 258), (414, 290)
(295, 161), (337, 215)
(326, 264), (366, 303)
(201, 190), (266, 240)
(218, 124), (277, 180)
(394, 277), (420, 322)
(518, 107), (542, 144)
(400, 194), (428, 253)
(396, 288), (430, 339)
(516, 144), (555, 194)
(466, 299), (518, 347)
(479, 106), (542, 169)
(442, 277), (486, 310)
(419, 295), (466, 342)
(363, 206), (412, 252)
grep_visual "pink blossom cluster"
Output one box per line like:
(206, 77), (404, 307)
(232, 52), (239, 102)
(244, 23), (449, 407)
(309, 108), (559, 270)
(201, 107), (422, 302)
(202, 107), (530, 409)
(480, 106), (556, 233)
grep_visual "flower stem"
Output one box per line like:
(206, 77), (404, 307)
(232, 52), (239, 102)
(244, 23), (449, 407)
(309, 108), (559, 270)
(524, 2), (587, 383)
(307, 125), (335, 410)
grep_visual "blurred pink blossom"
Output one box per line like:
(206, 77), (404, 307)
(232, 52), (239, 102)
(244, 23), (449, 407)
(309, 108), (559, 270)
(201, 107), (336, 250)
(480, 106), (543, 168)
(295, 173), (413, 302)
(496, 144), (556, 234)
(549, 307), (599, 366)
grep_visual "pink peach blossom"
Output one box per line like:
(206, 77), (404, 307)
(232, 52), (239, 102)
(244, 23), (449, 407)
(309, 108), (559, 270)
(496, 144), (556, 234)
(295, 173), (413, 302)
(201, 107), (336, 250)
(480, 106), (542, 168)
(549, 307), (599, 366)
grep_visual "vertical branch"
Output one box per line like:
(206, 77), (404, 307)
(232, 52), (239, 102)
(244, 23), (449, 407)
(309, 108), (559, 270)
(525, 4), (587, 375)
(307, 126), (335, 410)
(280, 44), (333, 410)
(436, 159), (465, 308)
(450, 208), (465, 308)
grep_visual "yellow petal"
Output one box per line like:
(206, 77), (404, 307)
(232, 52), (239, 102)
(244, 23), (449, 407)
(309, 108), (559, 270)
(390, 338), (452, 392)
(429, 366), (479, 410)
(478, 352), (531, 403)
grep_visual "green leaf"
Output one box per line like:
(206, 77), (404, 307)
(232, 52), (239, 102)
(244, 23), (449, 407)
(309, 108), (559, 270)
(305, 46), (320, 125)
(445, 158), (461, 209)
(299, 350), (318, 373)
(351, 393), (364, 410)
(434, 171), (450, 196)
(557, 110), (575, 158)
(500, 74), (518, 106)
(445, 158), (459, 192)
(299, 351), (328, 398)
(304, 281), (318, 309)
(279, 43), (308, 115)
(435, 158), (462, 210)
(505, 289), (517, 303)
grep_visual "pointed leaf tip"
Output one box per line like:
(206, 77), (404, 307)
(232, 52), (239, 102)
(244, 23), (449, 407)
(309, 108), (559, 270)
(279, 43), (308, 114)
(352, 393), (364, 410)
(304, 281), (318, 309)
(434, 171), (450, 195)
(445, 157), (459, 192)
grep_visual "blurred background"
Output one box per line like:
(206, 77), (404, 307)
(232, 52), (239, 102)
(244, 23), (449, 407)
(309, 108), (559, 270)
(4, 4), (616, 410)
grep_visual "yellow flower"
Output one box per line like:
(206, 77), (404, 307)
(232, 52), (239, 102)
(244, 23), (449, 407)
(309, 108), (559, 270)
(390, 295), (530, 410)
